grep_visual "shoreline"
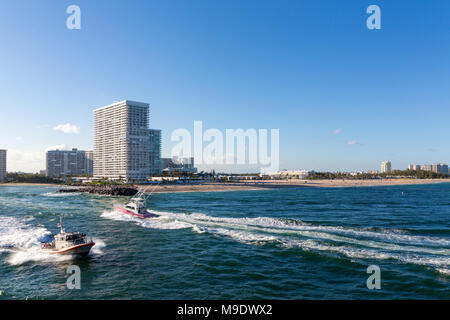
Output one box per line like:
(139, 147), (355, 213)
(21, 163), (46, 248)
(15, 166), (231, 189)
(1, 178), (449, 194)
(0, 183), (64, 187)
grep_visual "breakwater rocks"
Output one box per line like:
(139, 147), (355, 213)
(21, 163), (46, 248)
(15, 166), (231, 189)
(58, 186), (138, 196)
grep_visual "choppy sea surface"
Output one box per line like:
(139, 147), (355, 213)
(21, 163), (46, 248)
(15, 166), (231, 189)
(0, 184), (448, 299)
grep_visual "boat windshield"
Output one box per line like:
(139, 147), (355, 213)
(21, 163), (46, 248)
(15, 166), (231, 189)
(66, 233), (84, 241)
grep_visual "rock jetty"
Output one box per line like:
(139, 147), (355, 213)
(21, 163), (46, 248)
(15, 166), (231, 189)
(58, 186), (138, 196)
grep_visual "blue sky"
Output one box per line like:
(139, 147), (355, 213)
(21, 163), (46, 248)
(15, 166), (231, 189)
(0, 0), (449, 172)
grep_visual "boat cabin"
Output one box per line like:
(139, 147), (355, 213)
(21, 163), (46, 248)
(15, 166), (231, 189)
(125, 201), (146, 214)
(54, 232), (86, 246)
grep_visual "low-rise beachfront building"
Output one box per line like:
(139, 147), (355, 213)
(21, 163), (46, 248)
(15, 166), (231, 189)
(421, 163), (449, 175)
(0, 149), (6, 182)
(408, 164), (421, 171)
(261, 170), (311, 180)
(161, 157), (197, 174)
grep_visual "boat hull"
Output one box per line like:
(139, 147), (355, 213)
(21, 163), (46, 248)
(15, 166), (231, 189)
(114, 205), (158, 219)
(42, 242), (95, 256)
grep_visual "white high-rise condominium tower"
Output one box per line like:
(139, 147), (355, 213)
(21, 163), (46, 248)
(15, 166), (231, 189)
(0, 149), (6, 182)
(381, 161), (392, 173)
(94, 100), (150, 182)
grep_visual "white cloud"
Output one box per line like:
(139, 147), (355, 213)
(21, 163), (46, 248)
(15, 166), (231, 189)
(332, 129), (342, 135)
(347, 141), (358, 146)
(7, 149), (45, 173)
(53, 123), (80, 134)
(6, 145), (73, 172)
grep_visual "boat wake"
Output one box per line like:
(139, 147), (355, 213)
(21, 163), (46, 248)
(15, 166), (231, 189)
(0, 216), (104, 265)
(42, 191), (80, 197)
(101, 209), (450, 274)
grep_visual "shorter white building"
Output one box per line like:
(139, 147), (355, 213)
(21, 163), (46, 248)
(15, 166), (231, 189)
(46, 149), (93, 178)
(408, 164), (421, 171)
(419, 163), (448, 175)
(381, 161), (392, 173)
(161, 157), (197, 174)
(262, 170), (310, 179)
(0, 149), (6, 182)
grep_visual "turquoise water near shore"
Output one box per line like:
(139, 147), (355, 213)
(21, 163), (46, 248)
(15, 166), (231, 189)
(0, 184), (449, 299)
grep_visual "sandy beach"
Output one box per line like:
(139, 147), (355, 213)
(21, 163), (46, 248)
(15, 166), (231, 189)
(231, 178), (450, 188)
(0, 183), (64, 187)
(139, 178), (450, 193)
(1, 179), (449, 193)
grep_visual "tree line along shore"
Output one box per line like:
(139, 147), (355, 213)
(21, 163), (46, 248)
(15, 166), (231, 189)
(1, 171), (450, 196)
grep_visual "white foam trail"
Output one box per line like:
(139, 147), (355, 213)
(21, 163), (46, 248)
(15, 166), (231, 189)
(101, 209), (192, 230)
(101, 207), (449, 271)
(436, 268), (450, 276)
(204, 227), (279, 244)
(179, 213), (450, 247)
(160, 210), (450, 270)
(90, 238), (106, 256)
(42, 191), (80, 197)
(282, 238), (450, 269)
(8, 247), (72, 265)
(0, 216), (68, 265)
(150, 211), (449, 249)
(0, 216), (50, 249)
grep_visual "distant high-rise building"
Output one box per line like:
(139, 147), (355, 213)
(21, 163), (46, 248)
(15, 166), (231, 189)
(408, 164), (421, 171)
(94, 100), (150, 182)
(381, 161), (392, 173)
(422, 164), (433, 172)
(0, 149), (6, 182)
(46, 149), (93, 178)
(149, 129), (162, 175)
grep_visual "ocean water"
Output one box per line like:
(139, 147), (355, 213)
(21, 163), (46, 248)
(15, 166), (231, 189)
(0, 184), (448, 299)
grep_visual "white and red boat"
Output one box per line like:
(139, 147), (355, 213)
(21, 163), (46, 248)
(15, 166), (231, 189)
(114, 190), (159, 219)
(41, 217), (95, 257)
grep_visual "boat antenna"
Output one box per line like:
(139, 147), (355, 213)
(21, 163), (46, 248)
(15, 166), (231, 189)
(58, 216), (65, 233)
(140, 181), (161, 202)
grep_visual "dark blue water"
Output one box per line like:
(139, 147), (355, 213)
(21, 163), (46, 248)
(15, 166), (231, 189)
(0, 184), (449, 299)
